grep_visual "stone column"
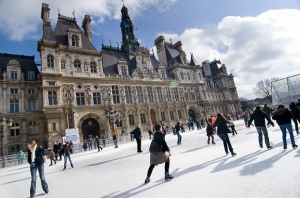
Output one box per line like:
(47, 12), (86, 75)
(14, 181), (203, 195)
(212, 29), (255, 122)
(21, 88), (25, 112)
(3, 87), (7, 113)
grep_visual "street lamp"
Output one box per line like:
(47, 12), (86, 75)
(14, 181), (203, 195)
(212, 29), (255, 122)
(115, 114), (124, 135)
(0, 116), (13, 168)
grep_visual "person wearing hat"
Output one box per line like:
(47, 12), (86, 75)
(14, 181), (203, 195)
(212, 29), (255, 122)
(248, 106), (274, 149)
(272, 104), (298, 149)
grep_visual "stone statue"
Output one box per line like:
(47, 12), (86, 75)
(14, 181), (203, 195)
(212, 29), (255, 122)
(2, 71), (6, 80)
(69, 88), (74, 98)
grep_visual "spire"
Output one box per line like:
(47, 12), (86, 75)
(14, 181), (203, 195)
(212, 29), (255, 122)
(190, 53), (198, 66)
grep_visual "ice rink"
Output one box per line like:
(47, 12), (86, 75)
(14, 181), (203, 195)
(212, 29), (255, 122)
(1, 120), (300, 198)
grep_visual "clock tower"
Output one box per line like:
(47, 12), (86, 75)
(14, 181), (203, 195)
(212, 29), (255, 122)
(120, 5), (140, 58)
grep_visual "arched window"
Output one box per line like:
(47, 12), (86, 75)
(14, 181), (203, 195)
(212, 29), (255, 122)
(71, 35), (79, 47)
(28, 121), (38, 135)
(180, 72), (184, 80)
(121, 66), (127, 75)
(74, 60), (81, 71)
(10, 123), (20, 136)
(47, 55), (54, 67)
(90, 62), (97, 73)
(61, 59), (65, 69)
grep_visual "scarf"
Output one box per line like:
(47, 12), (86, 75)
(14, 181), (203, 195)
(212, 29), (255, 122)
(29, 144), (37, 163)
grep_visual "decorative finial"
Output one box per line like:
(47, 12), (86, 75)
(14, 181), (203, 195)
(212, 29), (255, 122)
(116, 41), (119, 48)
(152, 48), (154, 54)
(101, 37), (104, 45)
(72, 9), (76, 18)
(109, 40), (112, 46)
(57, 5), (61, 15)
(170, 37), (172, 44)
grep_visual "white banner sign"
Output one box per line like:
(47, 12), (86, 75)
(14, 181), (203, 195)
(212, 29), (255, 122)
(65, 128), (80, 144)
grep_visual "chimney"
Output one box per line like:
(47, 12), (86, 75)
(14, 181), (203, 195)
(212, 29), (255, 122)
(82, 15), (92, 43)
(41, 3), (50, 24)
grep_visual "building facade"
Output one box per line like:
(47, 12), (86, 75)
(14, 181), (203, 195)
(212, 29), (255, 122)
(0, 3), (239, 154)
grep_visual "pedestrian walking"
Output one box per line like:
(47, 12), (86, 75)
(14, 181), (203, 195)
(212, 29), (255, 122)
(272, 104), (298, 150)
(62, 142), (74, 170)
(17, 150), (25, 165)
(47, 146), (56, 166)
(95, 136), (103, 152)
(88, 138), (93, 150)
(213, 113), (237, 157)
(248, 106), (274, 149)
(57, 141), (62, 161)
(132, 126), (143, 153)
(174, 122), (182, 145)
(227, 117), (238, 135)
(27, 140), (49, 197)
(206, 122), (216, 145)
(113, 133), (118, 148)
(144, 124), (173, 184)
(53, 141), (59, 161)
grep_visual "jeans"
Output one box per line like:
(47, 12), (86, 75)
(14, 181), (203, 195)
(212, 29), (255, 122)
(255, 126), (270, 147)
(64, 154), (73, 167)
(176, 131), (182, 144)
(218, 133), (234, 154)
(114, 140), (118, 148)
(30, 163), (48, 196)
(136, 138), (142, 152)
(279, 123), (295, 146)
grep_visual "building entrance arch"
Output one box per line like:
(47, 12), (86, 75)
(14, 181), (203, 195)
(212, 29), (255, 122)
(188, 109), (197, 122)
(81, 118), (100, 141)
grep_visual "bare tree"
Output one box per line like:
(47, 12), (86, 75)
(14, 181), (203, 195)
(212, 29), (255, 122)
(239, 97), (251, 111)
(253, 78), (277, 103)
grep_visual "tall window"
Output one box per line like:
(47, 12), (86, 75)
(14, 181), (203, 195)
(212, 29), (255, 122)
(61, 60), (65, 69)
(10, 100), (19, 112)
(140, 113), (146, 124)
(136, 86), (144, 103)
(125, 86), (132, 104)
(28, 121), (38, 135)
(47, 55), (54, 67)
(52, 123), (56, 131)
(174, 88), (179, 101)
(11, 71), (17, 79)
(76, 92), (85, 105)
(28, 99), (36, 112)
(28, 89), (35, 94)
(121, 66), (127, 75)
(93, 92), (101, 104)
(112, 86), (120, 104)
(90, 62), (97, 73)
(165, 87), (171, 102)
(161, 112), (166, 121)
(74, 60), (81, 72)
(147, 87), (154, 102)
(48, 91), (57, 105)
(170, 111), (174, 120)
(157, 87), (163, 102)
(10, 88), (18, 94)
(178, 110), (182, 119)
(10, 123), (20, 136)
(129, 115), (135, 125)
(28, 71), (35, 80)
(71, 35), (79, 47)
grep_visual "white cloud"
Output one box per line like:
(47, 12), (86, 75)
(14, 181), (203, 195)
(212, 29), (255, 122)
(0, 0), (177, 41)
(157, 9), (300, 99)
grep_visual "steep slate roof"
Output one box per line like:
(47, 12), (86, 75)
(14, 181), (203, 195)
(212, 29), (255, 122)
(53, 15), (97, 51)
(42, 22), (56, 41)
(210, 60), (222, 77)
(189, 53), (198, 66)
(0, 53), (39, 81)
(165, 44), (181, 65)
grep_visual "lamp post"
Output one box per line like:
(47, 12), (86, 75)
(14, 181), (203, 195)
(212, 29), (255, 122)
(0, 116), (13, 168)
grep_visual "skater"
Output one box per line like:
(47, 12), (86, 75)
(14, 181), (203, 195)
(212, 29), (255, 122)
(148, 129), (153, 140)
(88, 138), (93, 150)
(248, 106), (274, 149)
(27, 140), (49, 197)
(180, 123), (185, 133)
(95, 136), (103, 152)
(113, 133), (118, 148)
(213, 113), (237, 157)
(196, 121), (201, 130)
(242, 112), (253, 128)
(272, 104), (298, 150)
(17, 150), (25, 165)
(47, 145), (56, 166)
(102, 137), (106, 147)
(82, 141), (88, 151)
(206, 122), (216, 145)
(290, 102), (300, 135)
(144, 124), (173, 184)
(132, 126), (143, 153)
(62, 142), (74, 170)
(227, 117), (238, 135)
(174, 122), (182, 145)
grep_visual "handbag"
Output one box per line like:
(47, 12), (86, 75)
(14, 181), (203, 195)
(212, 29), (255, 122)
(149, 140), (162, 154)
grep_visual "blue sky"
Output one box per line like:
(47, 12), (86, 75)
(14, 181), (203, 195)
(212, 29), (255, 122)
(0, 0), (300, 99)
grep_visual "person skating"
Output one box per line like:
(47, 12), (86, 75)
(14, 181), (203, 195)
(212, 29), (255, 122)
(17, 150), (25, 165)
(213, 113), (237, 157)
(206, 122), (216, 145)
(95, 136), (103, 152)
(62, 142), (74, 170)
(145, 124), (173, 184)
(102, 137), (106, 147)
(272, 104), (298, 150)
(113, 133), (118, 148)
(227, 117), (238, 135)
(132, 126), (143, 153)
(27, 140), (49, 197)
(174, 122), (182, 145)
(47, 145), (56, 166)
(290, 102), (300, 135)
(148, 129), (153, 140)
(248, 106), (274, 149)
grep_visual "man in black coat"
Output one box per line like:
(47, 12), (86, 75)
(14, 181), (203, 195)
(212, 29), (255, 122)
(248, 106), (274, 149)
(132, 126), (143, 153)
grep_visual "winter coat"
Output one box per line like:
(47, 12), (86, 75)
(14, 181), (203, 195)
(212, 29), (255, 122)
(242, 114), (249, 122)
(206, 124), (215, 136)
(62, 145), (72, 156)
(272, 108), (293, 125)
(27, 146), (45, 165)
(95, 137), (100, 145)
(149, 131), (170, 165)
(47, 147), (55, 159)
(248, 108), (274, 127)
(212, 118), (231, 135)
(132, 127), (142, 139)
(262, 106), (272, 115)
(16, 151), (25, 160)
(290, 105), (300, 119)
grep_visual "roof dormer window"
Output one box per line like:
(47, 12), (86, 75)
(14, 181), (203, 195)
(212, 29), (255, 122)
(72, 35), (79, 47)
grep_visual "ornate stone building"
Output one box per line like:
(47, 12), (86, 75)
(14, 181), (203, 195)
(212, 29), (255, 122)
(0, 3), (239, 154)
